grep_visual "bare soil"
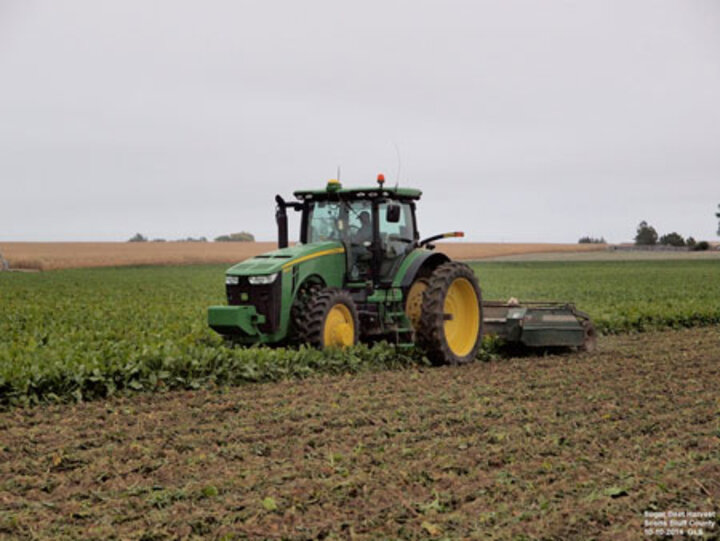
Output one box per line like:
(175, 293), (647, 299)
(0, 242), (278, 271)
(1, 328), (718, 540)
(0, 242), (606, 270)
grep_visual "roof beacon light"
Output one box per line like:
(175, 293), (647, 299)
(327, 178), (341, 192)
(377, 173), (385, 187)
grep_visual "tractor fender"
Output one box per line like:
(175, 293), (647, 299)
(394, 250), (451, 290)
(292, 274), (326, 298)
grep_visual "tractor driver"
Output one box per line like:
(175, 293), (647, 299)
(349, 210), (373, 280)
(354, 211), (373, 245)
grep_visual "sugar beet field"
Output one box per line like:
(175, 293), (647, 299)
(1, 260), (719, 539)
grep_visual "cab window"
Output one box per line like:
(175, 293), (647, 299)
(307, 201), (343, 243)
(347, 200), (373, 245)
(378, 202), (415, 281)
(378, 202), (415, 244)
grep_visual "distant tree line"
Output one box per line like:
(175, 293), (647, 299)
(128, 232), (254, 243)
(634, 221), (709, 251)
(214, 231), (255, 242)
(578, 236), (606, 244)
(580, 202), (718, 248)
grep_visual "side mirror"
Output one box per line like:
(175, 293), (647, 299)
(385, 204), (401, 223)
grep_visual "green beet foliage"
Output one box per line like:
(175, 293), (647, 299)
(0, 266), (427, 407)
(1, 260), (718, 406)
(471, 260), (720, 334)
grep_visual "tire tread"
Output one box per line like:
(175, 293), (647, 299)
(416, 261), (483, 364)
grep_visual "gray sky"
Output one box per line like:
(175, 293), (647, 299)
(1, 0), (719, 243)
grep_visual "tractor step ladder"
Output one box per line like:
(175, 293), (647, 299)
(386, 308), (415, 347)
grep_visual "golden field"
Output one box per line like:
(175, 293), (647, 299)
(0, 241), (607, 270)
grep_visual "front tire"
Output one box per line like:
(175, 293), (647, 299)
(298, 288), (359, 349)
(416, 262), (483, 365)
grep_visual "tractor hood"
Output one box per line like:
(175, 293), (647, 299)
(226, 241), (344, 276)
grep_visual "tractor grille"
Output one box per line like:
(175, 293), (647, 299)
(226, 276), (282, 334)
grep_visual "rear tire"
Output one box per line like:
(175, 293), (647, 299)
(297, 288), (359, 349)
(416, 262), (483, 365)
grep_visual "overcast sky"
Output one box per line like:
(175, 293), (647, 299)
(1, 0), (719, 243)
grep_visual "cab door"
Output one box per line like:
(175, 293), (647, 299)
(345, 199), (374, 282)
(377, 201), (416, 284)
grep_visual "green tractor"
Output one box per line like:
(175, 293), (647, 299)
(208, 176), (595, 363)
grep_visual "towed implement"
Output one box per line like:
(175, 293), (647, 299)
(208, 176), (595, 363)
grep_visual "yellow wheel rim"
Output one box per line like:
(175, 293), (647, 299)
(443, 277), (480, 357)
(323, 304), (355, 348)
(405, 279), (428, 330)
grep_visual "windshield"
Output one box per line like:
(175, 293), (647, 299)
(306, 201), (341, 243)
(306, 200), (373, 244)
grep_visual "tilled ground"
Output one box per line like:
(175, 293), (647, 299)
(1, 328), (718, 540)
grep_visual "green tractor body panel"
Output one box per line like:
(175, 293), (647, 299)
(208, 241), (345, 343)
(390, 248), (450, 289)
(224, 241), (345, 279)
(390, 249), (429, 288)
(208, 306), (266, 336)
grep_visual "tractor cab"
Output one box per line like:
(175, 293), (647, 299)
(288, 176), (421, 287)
